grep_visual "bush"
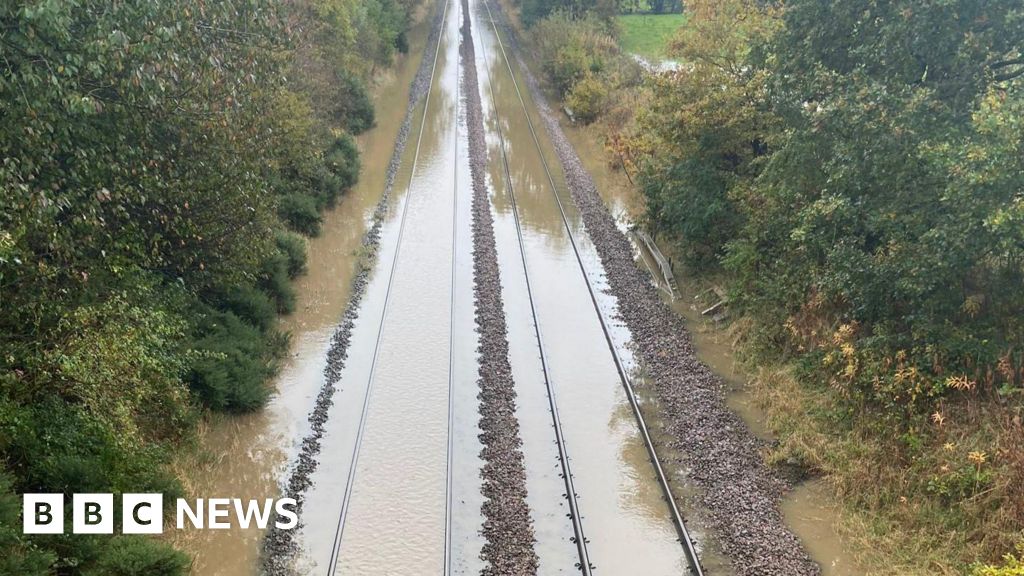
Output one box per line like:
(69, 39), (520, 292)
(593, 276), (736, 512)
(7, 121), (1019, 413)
(259, 253), (297, 315)
(275, 231), (308, 278)
(972, 548), (1024, 576)
(84, 536), (190, 576)
(395, 30), (409, 54)
(565, 74), (608, 124)
(533, 13), (620, 96)
(336, 73), (376, 135)
(325, 133), (361, 192)
(218, 285), (277, 332)
(187, 312), (282, 413)
(278, 193), (322, 236)
(0, 472), (55, 575)
(642, 158), (742, 269)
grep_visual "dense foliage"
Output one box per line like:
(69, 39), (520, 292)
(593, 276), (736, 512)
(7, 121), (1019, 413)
(528, 12), (642, 125)
(515, 0), (616, 27)
(516, 0), (680, 28)
(0, 0), (413, 572)
(640, 0), (1024, 419)
(632, 0), (1024, 568)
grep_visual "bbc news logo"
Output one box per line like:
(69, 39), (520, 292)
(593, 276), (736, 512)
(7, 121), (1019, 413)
(23, 494), (298, 534)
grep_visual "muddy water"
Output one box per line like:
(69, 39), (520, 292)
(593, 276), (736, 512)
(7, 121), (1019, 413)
(783, 480), (862, 576)
(473, 1), (688, 573)
(552, 58), (862, 576)
(175, 8), (440, 576)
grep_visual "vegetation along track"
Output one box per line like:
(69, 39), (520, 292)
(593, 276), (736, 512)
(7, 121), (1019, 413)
(485, 1), (819, 574)
(477, 0), (702, 574)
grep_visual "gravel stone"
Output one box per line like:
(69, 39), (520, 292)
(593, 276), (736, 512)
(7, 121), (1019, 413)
(461, 2), (539, 574)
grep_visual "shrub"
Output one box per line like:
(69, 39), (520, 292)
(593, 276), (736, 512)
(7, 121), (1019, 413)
(0, 397), (185, 504)
(641, 158), (742, 269)
(259, 253), (297, 315)
(325, 133), (361, 192)
(275, 231), (308, 278)
(395, 30), (409, 54)
(972, 549), (1024, 576)
(218, 285), (277, 332)
(305, 136), (360, 212)
(84, 536), (190, 576)
(0, 472), (55, 575)
(278, 193), (322, 236)
(565, 74), (608, 124)
(335, 73), (376, 135)
(187, 312), (281, 413)
(533, 13), (620, 96)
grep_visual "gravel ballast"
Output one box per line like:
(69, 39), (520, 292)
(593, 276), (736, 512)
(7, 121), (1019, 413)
(261, 3), (447, 572)
(485, 2), (821, 574)
(461, 1), (539, 573)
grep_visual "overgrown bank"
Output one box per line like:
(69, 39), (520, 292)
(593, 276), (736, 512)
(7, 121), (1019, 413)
(0, 1), (415, 573)
(507, 0), (1024, 573)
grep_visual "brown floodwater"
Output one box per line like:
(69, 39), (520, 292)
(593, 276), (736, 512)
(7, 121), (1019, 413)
(553, 64), (862, 576)
(174, 6), (442, 574)
(474, 1), (692, 573)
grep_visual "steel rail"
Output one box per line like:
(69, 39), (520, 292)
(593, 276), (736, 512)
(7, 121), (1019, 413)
(471, 4), (593, 574)
(326, 0), (452, 572)
(479, 1), (705, 573)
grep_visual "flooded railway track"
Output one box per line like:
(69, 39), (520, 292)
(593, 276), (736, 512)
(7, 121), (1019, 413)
(472, 6), (593, 573)
(325, 0), (457, 572)
(476, 1), (702, 573)
(268, 0), (712, 573)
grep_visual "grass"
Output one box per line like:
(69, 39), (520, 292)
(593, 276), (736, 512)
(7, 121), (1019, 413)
(615, 13), (687, 60)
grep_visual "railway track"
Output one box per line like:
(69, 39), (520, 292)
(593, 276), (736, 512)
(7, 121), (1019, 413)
(324, 0), (458, 572)
(476, 1), (704, 574)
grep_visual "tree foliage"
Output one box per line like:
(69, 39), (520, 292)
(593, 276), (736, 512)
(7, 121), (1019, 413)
(633, 0), (1024, 561)
(640, 0), (1024, 414)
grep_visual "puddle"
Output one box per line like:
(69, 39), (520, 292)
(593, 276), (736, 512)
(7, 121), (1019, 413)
(783, 480), (863, 576)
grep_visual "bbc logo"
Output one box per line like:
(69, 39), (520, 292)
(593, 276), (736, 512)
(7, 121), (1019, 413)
(23, 494), (298, 534)
(24, 494), (163, 535)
